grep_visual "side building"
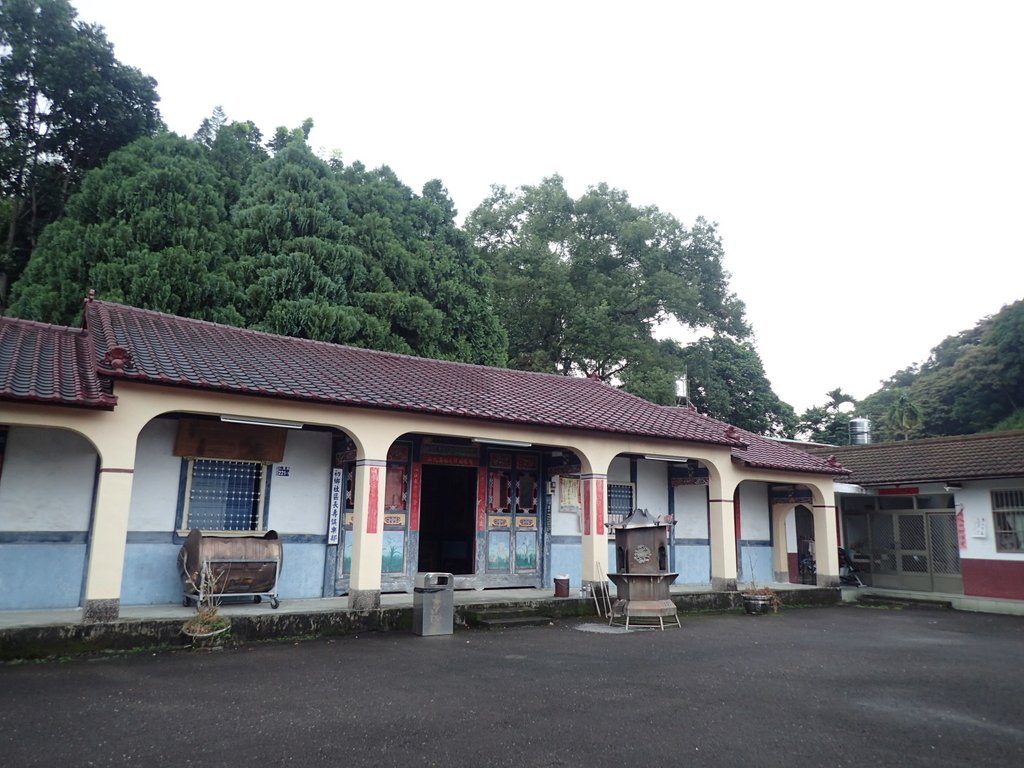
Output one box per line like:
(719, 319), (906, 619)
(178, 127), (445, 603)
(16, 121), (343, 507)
(808, 432), (1024, 601)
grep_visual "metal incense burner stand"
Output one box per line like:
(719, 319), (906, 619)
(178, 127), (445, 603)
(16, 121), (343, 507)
(607, 508), (681, 630)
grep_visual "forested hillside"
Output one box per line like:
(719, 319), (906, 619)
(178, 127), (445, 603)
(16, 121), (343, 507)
(799, 300), (1024, 443)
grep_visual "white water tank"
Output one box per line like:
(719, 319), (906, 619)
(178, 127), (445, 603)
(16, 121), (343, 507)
(849, 418), (871, 445)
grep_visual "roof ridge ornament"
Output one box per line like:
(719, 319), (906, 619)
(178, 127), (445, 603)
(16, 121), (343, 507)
(101, 345), (134, 372)
(84, 288), (96, 305)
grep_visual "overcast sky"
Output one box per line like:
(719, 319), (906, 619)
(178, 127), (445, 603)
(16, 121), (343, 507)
(71, 0), (1024, 413)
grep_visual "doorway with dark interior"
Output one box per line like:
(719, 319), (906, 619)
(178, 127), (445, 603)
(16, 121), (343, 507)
(795, 505), (815, 583)
(418, 465), (478, 575)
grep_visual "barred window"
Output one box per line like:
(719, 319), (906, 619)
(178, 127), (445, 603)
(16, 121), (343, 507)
(183, 458), (268, 532)
(992, 490), (1024, 553)
(607, 483), (635, 528)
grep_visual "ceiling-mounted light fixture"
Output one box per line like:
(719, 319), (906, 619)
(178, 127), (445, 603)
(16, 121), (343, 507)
(220, 415), (305, 430)
(643, 454), (688, 463)
(472, 437), (533, 448)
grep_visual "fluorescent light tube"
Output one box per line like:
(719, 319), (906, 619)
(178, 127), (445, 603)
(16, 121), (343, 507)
(220, 415), (304, 430)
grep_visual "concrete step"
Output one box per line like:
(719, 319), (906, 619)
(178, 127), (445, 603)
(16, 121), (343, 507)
(856, 593), (953, 610)
(464, 609), (555, 629)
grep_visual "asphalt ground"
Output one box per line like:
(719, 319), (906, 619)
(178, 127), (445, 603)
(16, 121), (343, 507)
(2, 606), (1022, 768)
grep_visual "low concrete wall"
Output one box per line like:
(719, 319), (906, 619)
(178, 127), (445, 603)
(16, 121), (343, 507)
(0, 588), (842, 662)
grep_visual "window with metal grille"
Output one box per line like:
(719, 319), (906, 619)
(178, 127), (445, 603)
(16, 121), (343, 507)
(993, 490), (1024, 553)
(183, 459), (267, 532)
(607, 483), (634, 528)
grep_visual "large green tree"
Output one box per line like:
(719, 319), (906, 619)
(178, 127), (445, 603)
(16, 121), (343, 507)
(7, 133), (238, 324)
(466, 176), (749, 399)
(885, 390), (924, 441)
(335, 163), (506, 365)
(231, 129), (506, 362)
(0, 0), (161, 308)
(798, 388), (859, 444)
(680, 334), (797, 437)
(230, 130), (384, 345)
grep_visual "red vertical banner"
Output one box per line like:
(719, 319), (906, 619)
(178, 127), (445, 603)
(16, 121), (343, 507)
(583, 479), (592, 536)
(596, 478), (605, 532)
(477, 468), (487, 531)
(367, 465), (380, 534)
(956, 505), (967, 550)
(409, 462), (422, 532)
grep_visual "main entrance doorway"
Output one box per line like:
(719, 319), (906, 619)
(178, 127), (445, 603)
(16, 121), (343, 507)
(418, 465), (477, 576)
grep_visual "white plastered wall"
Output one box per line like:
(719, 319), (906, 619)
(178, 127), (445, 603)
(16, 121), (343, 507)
(674, 484), (709, 538)
(608, 456), (630, 484)
(739, 482), (771, 539)
(126, 419), (182, 530)
(0, 426), (96, 531)
(636, 460), (668, 516)
(267, 429), (331, 533)
(950, 480), (1024, 562)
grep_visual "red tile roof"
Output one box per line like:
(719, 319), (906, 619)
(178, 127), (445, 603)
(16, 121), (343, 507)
(731, 427), (849, 477)
(83, 300), (745, 446)
(0, 316), (117, 409)
(805, 431), (1024, 485)
(8, 298), (844, 476)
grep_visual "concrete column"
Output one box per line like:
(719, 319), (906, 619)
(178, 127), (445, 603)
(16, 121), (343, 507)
(348, 458), (386, 610)
(771, 504), (791, 583)
(812, 486), (840, 587)
(708, 493), (738, 591)
(580, 474), (609, 590)
(82, 466), (135, 622)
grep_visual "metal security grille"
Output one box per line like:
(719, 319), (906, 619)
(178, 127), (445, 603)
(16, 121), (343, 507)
(870, 513), (897, 573)
(993, 490), (1024, 552)
(607, 484), (634, 528)
(898, 515), (928, 573)
(187, 459), (265, 531)
(929, 514), (961, 574)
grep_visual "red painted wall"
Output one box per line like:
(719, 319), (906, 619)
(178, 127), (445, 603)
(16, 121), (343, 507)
(787, 553), (800, 584)
(962, 559), (1024, 599)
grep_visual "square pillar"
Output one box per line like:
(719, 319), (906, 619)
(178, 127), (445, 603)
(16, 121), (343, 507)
(709, 496), (737, 591)
(813, 502), (840, 587)
(580, 474), (609, 590)
(82, 467), (135, 622)
(348, 459), (386, 610)
(771, 505), (790, 583)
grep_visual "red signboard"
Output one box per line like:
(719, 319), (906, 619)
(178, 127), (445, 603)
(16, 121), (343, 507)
(409, 463), (422, 532)
(956, 505), (967, 550)
(367, 466), (380, 534)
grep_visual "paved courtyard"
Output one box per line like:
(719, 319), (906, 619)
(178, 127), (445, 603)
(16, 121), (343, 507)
(2, 606), (1022, 767)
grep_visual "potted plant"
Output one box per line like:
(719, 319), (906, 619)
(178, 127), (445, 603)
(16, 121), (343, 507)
(741, 552), (781, 615)
(182, 562), (230, 642)
(741, 585), (781, 615)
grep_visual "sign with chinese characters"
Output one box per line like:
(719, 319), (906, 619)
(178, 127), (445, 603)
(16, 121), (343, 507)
(972, 515), (987, 539)
(421, 442), (479, 466)
(328, 467), (344, 545)
(276, 465), (290, 477)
